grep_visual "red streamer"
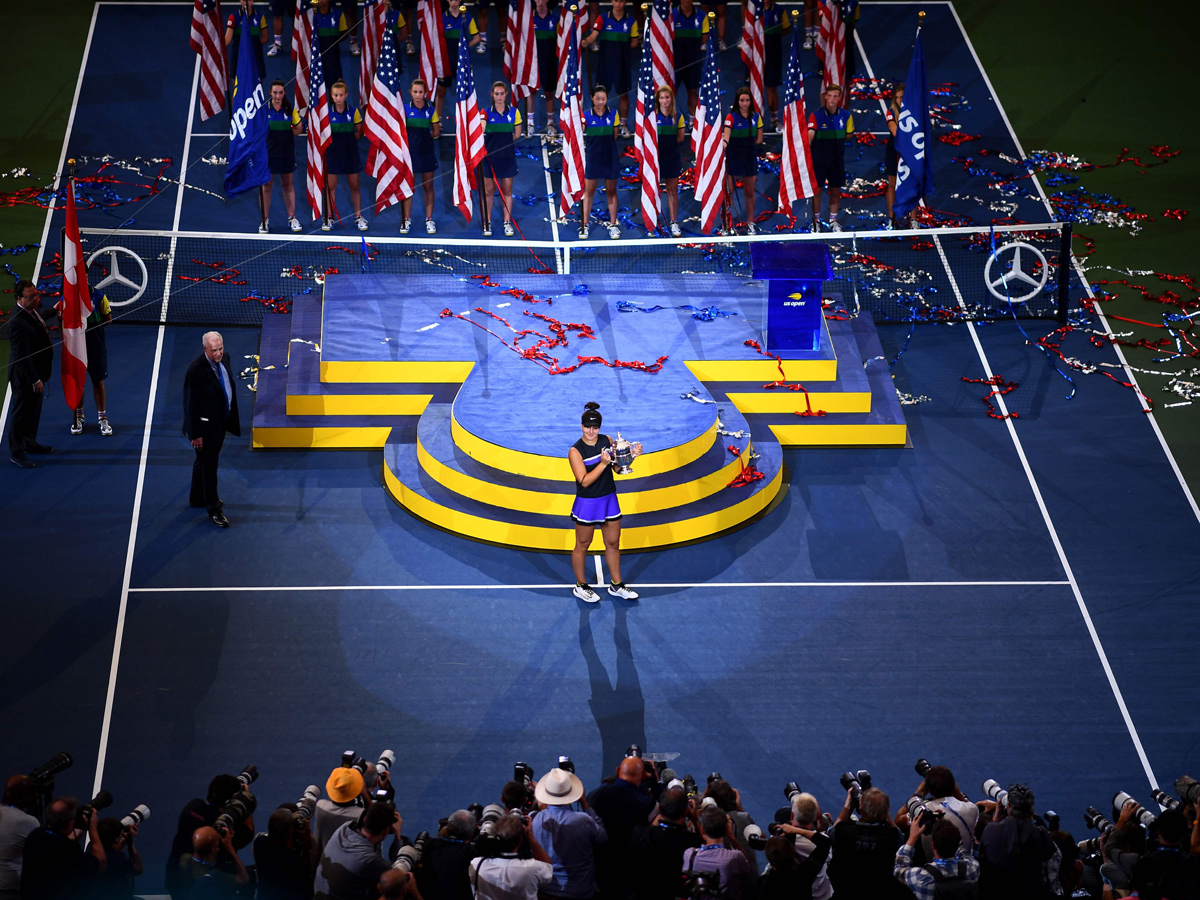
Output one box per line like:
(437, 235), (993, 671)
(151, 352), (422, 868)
(962, 374), (1019, 419)
(744, 339), (826, 417)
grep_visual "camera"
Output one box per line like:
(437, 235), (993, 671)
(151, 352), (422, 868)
(1112, 792), (1156, 829)
(683, 870), (722, 900)
(982, 779), (1008, 810)
(905, 795), (944, 830)
(743, 823), (767, 850)
(1152, 789), (1179, 811)
(1077, 835), (1104, 857)
(76, 790), (114, 828)
(293, 785), (321, 827)
(681, 775), (698, 799)
(342, 752), (369, 776)
(393, 830), (429, 873)
(625, 745), (643, 759)
(558, 756), (575, 775)
(237, 765), (259, 788)
(120, 805), (151, 829)
(915, 758), (932, 778)
(29, 752), (74, 785)
(1043, 810), (1060, 832)
(707, 772), (723, 785)
(377, 750), (396, 777)
(840, 770), (872, 809)
(478, 803), (505, 836)
(784, 782), (802, 803)
(214, 790), (257, 837)
(1083, 806), (1114, 834)
(1174, 775), (1200, 805)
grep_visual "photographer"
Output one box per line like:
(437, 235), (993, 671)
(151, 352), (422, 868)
(977, 784), (1058, 900)
(314, 765), (377, 853)
(1, 776), (40, 900)
(254, 807), (316, 900)
(894, 817), (978, 900)
(783, 794), (832, 900)
(629, 787), (701, 900)
(679, 805), (753, 900)
(531, 769), (607, 900)
(759, 832), (832, 900)
(1142, 806), (1193, 900)
(178, 825), (251, 898)
(589, 758), (657, 900)
(828, 787), (906, 900)
(416, 810), (476, 900)
(1099, 799), (1144, 896)
(700, 780), (759, 887)
(167, 774), (255, 899)
(314, 801), (419, 900)
(20, 796), (106, 899)
(467, 814), (553, 900)
(899, 766), (978, 857)
(94, 817), (144, 898)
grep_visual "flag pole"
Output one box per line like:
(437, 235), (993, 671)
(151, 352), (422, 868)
(916, 9), (924, 37)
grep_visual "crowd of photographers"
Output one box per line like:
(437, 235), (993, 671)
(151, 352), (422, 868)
(3, 749), (1199, 900)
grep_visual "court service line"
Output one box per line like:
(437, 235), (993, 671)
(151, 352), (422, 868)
(92, 53), (203, 798)
(933, 236), (1160, 792)
(0, 6), (100, 457)
(127, 579), (1069, 593)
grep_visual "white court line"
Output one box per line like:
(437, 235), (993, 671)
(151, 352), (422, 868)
(92, 50), (203, 798)
(0, 6), (100, 457)
(127, 579), (1070, 593)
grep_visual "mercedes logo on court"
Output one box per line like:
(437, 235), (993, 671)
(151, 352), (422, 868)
(984, 241), (1049, 303)
(87, 245), (149, 307)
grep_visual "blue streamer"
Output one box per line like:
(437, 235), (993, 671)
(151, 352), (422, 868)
(616, 298), (736, 321)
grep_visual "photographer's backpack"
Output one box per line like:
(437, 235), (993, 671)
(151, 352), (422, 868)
(921, 861), (978, 900)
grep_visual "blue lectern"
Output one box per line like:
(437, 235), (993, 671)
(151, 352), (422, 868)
(751, 242), (832, 352)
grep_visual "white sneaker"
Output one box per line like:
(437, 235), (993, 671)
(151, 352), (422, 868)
(355, 215), (368, 231)
(608, 582), (639, 600)
(503, 220), (515, 236)
(829, 219), (842, 232)
(573, 583), (600, 603)
(258, 218), (269, 234)
(803, 34), (813, 49)
(618, 124), (632, 139)
(476, 38), (487, 54)
(266, 41), (281, 57)
(426, 218), (437, 234)
(400, 217), (411, 234)
(288, 216), (302, 232)
(71, 415), (84, 435)
(811, 218), (821, 233)
(669, 221), (681, 237)
(405, 39), (416, 56)
(98, 415), (113, 436)
(321, 217), (333, 232)
(578, 223), (589, 239)
(608, 223), (620, 239)
(483, 222), (492, 236)
(546, 123), (557, 137)
(718, 39), (728, 51)
(746, 221), (757, 235)
(350, 38), (361, 57)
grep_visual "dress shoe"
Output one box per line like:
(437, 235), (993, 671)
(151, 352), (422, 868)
(10, 456), (37, 469)
(209, 510), (230, 528)
(26, 443), (53, 454)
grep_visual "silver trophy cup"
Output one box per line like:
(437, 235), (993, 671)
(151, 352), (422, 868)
(611, 433), (635, 474)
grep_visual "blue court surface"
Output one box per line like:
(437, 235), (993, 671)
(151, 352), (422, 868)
(3, 3), (1200, 896)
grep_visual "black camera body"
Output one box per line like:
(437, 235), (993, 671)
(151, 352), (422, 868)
(214, 790), (258, 836)
(914, 758), (933, 778)
(840, 770), (872, 809)
(905, 795), (944, 831)
(75, 791), (114, 829)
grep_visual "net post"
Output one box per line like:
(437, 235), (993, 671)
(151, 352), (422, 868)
(564, 245), (571, 275)
(1056, 221), (1072, 324)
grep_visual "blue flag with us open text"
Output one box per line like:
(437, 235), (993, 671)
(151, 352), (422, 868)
(893, 28), (933, 219)
(223, 19), (270, 195)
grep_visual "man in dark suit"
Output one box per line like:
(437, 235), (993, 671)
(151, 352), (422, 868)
(183, 330), (241, 527)
(6, 280), (55, 468)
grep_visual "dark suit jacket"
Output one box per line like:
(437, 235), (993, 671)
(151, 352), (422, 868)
(6, 305), (53, 387)
(183, 352), (242, 441)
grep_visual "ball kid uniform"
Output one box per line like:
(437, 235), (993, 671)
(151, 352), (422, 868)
(315, 8), (348, 87)
(570, 434), (621, 524)
(84, 295), (111, 383)
(326, 104), (363, 174)
(405, 101), (439, 173)
(482, 105), (521, 179)
(724, 109), (762, 178)
(807, 105), (853, 189)
(533, 9), (561, 98)
(441, 11), (479, 83)
(227, 9), (268, 81)
(266, 103), (301, 174)
(591, 12), (637, 99)
(884, 107), (898, 176)
(582, 107), (619, 180)
(671, 6), (708, 91)
(762, 3), (790, 87)
(656, 110), (687, 180)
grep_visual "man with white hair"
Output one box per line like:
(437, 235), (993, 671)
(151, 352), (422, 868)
(776, 793), (833, 900)
(183, 330), (241, 527)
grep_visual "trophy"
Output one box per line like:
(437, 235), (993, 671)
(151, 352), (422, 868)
(611, 432), (636, 474)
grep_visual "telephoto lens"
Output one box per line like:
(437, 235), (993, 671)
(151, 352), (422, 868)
(1151, 789), (1179, 811)
(479, 804), (505, 836)
(558, 756), (575, 774)
(784, 782), (802, 803)
(1112, 792), (1157, 829)
(514, 762), (534, 784)
(856, 770), (872, 791)
(376, 751), (396, 776)
(394, 831), (429, 873)
(214, 790), (258, 836)
(905, 795), (943, 829)
(1077, 836), (1103, 857)
(839, 773), (862, 809)
(1084, 807), (1114, 834)
(1174, 776), (1200, 805)
(1043, 810), (1060, 831)
(982, 780), (1008, 809)
(914, 758), (932, 778)
(29, 753), (74, 784)
(681, 775), (698, 798)
(625, 745), (643, 759)
(294, 785), (321, 826)
(707, 772), (723, 785)
(77, 790), (115, 827)
(120, 805), (151, 828)
(742, 823), (767, 850)
(238, 765), (259, 787)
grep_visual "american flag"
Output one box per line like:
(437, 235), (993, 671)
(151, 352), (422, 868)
(558, 19), (585, 217)
(190, 0), (227, 121)
(366, 12), (414, 213)
(632, 33), (660, 233)
(418, 0), (450, 90)
(777, 15), (817, 213)
(360, 0), (388, 113)
(648, 0), (674, 92)
(306, 22), (332, 220)
(452, 33), (486, 221)
(292, 0), (314, 114)
(815, 0), (845, 104)
(740, 0), (764, 126)
(691, 26), (726, 234)
(555, 4), (587, 98)
(504, 0), (539, 102)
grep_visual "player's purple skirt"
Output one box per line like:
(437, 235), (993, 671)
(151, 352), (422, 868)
(571, 492), (622, 525)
